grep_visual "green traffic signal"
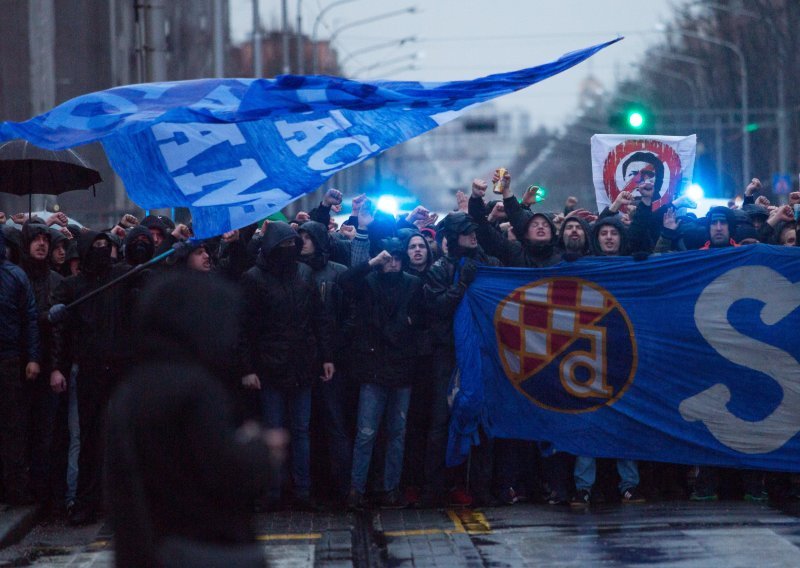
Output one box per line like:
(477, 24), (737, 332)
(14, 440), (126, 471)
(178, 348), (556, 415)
(628, 111), (645, 129)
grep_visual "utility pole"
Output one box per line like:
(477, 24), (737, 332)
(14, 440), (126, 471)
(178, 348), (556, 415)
(213, 0), (225, 77)
(146, 0), (167, 82)
(281, 0), (290, 74)
(296, 0), (304, 74)
(253, 0), (262, 77)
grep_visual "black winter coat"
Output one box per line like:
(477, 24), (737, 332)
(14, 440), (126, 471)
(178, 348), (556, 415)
(424, 249), (499, 348)
(51, 232), (139, 372)
(340, 262), (422, 387)
(239, 261), (333, 389)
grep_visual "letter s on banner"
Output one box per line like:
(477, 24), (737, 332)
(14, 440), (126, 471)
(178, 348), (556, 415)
(681, 266), (800, 454)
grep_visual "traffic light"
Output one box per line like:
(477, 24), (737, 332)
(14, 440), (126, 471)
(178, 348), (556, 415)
(628, 111), (645, 129)
(609, 104), (653, 133)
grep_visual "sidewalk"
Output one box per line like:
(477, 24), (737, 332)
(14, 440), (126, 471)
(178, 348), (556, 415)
(0, 504), (40, 550)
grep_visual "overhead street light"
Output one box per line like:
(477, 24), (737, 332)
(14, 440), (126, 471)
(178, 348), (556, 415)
(311, 0), (359, 74)
(351, 51), (423, 77)
(362, 63), (420, 80)
(328, 7), (417, 48)
(340, 35), (417, 68)
(676, 30), (749, 189)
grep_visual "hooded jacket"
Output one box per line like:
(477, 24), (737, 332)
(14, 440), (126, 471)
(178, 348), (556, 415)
(591, 216), (629, 256)
(398, 228), (433, 280)
(238, 222), (334, 389)
(339, 257), (423, 387)
(0, 231), (41, 363)
(557, 215), (594, 258)
(51, 231), (136, 372)
(19, 222), (63, 368)
(298, 221), (348, 356)
(469, 195), (562, 268)
(124, 225), (155, 266)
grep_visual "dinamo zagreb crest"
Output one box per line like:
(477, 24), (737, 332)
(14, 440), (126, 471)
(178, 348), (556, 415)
(494, 277), (637, 413)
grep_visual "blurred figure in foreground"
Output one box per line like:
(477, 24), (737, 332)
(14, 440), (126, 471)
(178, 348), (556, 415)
(107, 272), (286, 567)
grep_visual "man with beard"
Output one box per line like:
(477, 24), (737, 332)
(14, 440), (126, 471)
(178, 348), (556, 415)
(239, 222), (335, 510)
(0, 230), (40, 506)
(558, 215), (593, 259)
(424, 213), (500, 506)
(341, 239), (423, 510)
(50, 231), (138, 525)
(469, 173), (562, 268)
(17, 222), (64, 508)
(296, 220), (352, 506)
(700, 206), (739, 249)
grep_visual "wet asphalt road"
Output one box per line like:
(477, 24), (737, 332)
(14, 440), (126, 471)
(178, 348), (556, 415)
(3, 501), (800, 566)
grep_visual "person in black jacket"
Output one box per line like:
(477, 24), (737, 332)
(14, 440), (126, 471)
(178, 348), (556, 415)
(50, 231), (140, 525)
(18, 221), (64, 507)
(239, 222), (335, 510)
(108, 272), (284, 568)
(0, 230), (41, 506)
(424, 212), (500, 505)
(469, 174), (562, 268)
(297, 220), (354, 505)
(342, 238), (423, 509)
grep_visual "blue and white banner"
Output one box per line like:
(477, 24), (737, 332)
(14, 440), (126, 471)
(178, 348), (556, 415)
(449, 245), (800, 472)
(0, 39), (619, 237)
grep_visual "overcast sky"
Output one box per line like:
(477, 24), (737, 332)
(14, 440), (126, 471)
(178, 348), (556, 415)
(230, 0), (684, 130)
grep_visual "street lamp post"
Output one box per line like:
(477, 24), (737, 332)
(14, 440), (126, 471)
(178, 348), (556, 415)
(679, 30), (749, 189)
(339, 36), (416, 69)
(311, 0), (359, 74)
(362, 63), (419, 80)
(296, 0), (304, 74)
(352, 52), (421, 78)
(252, 0), (262, 77)
(327, 7), (416, 48)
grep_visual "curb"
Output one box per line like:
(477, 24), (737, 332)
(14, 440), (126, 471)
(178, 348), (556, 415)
(0, 504), (41, 550)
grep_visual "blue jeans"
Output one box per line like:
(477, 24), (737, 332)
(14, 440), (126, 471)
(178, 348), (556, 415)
(350, 383), (411, 495)
(261, 385), (311, 498)
(574, 456), (639, 493)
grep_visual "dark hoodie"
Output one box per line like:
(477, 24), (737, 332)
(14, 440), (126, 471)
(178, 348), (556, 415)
(469, 194), (561, 268)
(20, 222), (63, 367)
(591, 216), (629, 256)
(557, 215), (594, 259)
(398, 228), (433, 279)
(49, 228), (69, 272)
(51, 231), (136, 372)
(239, 222), (333, 389)
(124, 225), (155, 266)
(298, 221), (347, 346)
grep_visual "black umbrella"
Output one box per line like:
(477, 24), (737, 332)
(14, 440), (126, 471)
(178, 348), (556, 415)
(0, 139), (102, 215)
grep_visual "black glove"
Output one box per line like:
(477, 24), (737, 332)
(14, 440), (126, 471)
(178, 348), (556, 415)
(459, 258), (478, 286)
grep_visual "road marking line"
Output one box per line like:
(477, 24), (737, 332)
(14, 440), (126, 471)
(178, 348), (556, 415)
(383, 510), (492, 538)
(257, 533), (323, 541)
(384, 528), (451, 537)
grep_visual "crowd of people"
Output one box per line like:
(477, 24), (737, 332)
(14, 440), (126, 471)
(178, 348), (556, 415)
(1, 169), (798, 530)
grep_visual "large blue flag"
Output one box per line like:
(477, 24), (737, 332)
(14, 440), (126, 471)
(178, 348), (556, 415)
(0, 39), (619, 237)
(449, 244), (800, 472)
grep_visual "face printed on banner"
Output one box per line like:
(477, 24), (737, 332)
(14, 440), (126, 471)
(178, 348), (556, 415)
(621, 152), (663, 198)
